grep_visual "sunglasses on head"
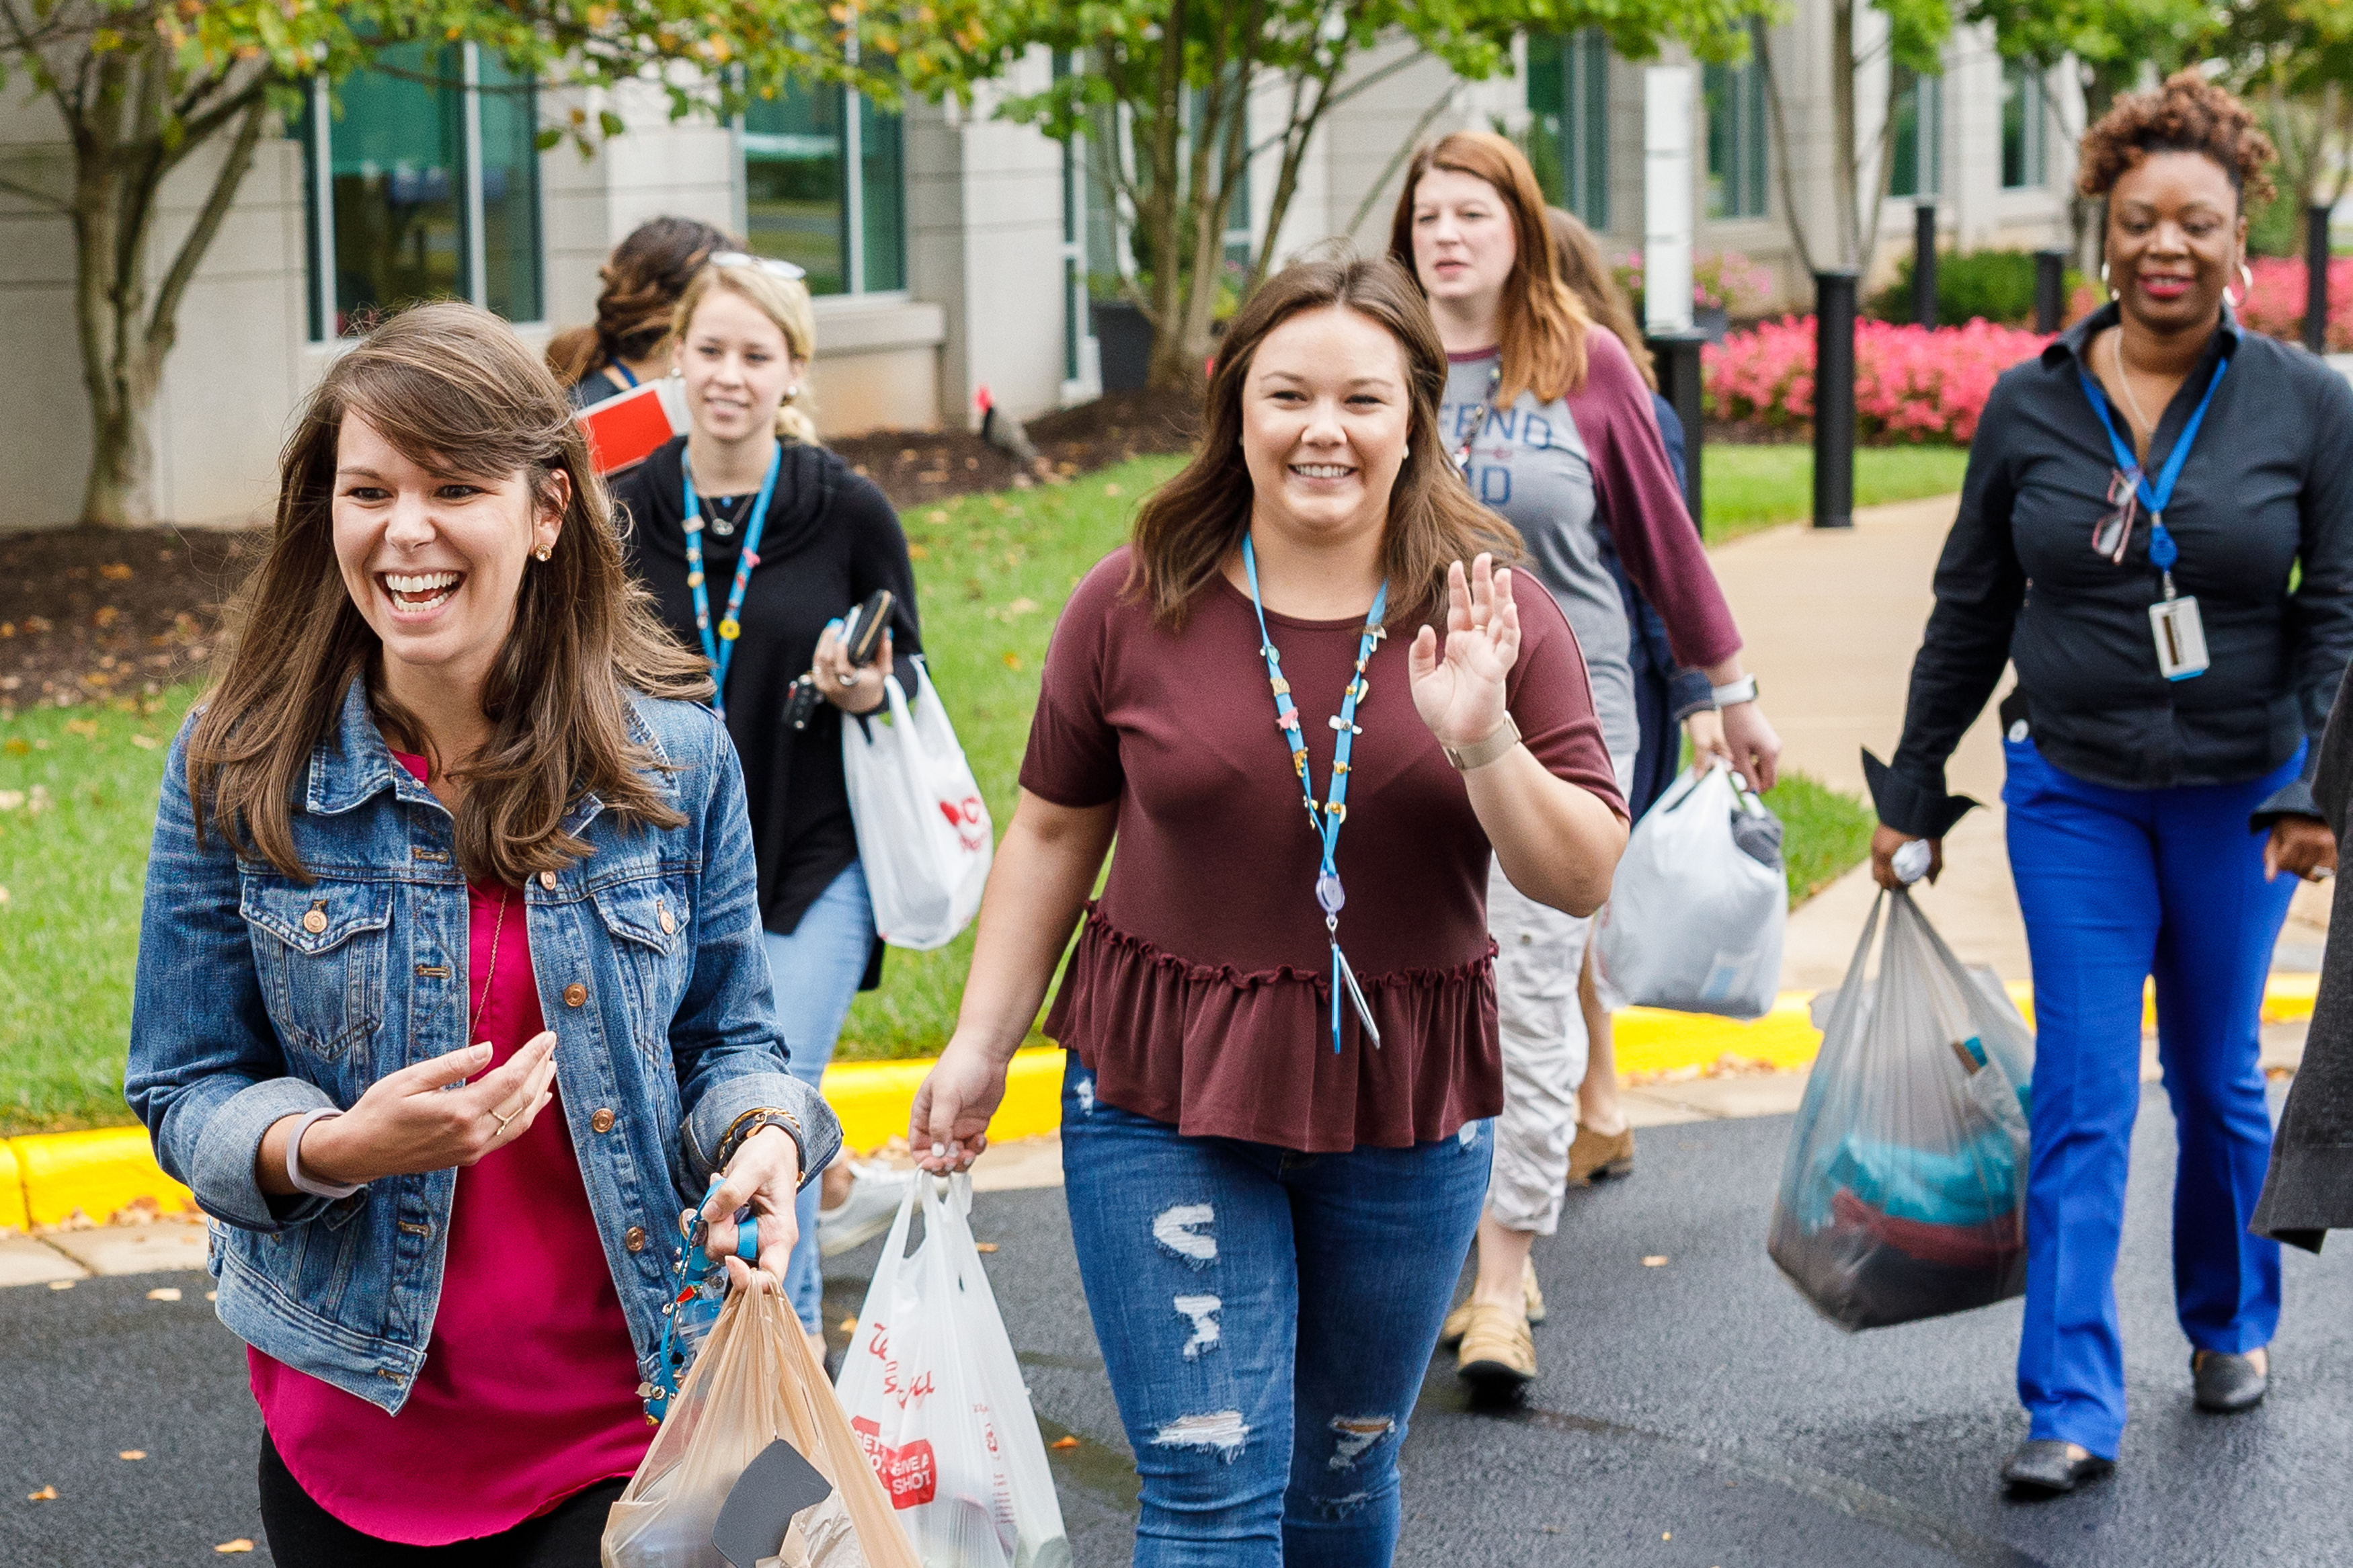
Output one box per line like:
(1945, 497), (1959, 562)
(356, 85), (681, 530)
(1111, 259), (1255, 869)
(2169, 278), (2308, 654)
(709, 251), (807, 282)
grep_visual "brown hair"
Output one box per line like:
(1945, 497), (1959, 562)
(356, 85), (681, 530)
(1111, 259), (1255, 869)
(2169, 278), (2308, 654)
(1546, 206), (1654, 393)
(547, 216), (736, 388)
(672, 261), (822, 445)
(1126, 250), (1520, 630)
(192, 302), (713, 886)
(2077, 70), (2277, 211)
(1388, 130), (1592, 405)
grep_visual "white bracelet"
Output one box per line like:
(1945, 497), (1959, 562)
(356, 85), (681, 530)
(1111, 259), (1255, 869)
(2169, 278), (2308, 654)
(286, 1108), (362, 1201)
(1710, 674), (1759, 708)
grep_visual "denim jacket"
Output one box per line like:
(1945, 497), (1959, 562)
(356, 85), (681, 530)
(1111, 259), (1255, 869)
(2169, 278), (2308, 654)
(126, 679), (842, 1415)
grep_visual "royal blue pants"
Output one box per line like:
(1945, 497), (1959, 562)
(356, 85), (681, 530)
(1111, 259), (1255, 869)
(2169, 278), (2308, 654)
(1060, 1057), (1490, 1567)
(2003, 736), (2301, 1458)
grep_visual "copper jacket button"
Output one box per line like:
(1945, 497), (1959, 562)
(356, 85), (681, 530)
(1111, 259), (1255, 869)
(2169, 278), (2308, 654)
(590, 1108), (616, 1134)
(539, 870), (557, 891)
(301, 909), (327, 934)
(623, 1225), (647, 1252)
(563, 983), (588, 1007)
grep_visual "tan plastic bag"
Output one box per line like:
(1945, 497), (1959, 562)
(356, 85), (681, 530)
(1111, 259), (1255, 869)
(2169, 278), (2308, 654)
(604, 1280), (922, 1568)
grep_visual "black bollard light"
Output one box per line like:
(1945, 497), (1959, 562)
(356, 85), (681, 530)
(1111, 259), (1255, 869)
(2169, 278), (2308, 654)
(2035, 248), (2068, 333)
(2307, 204), (2334, 354)
(1647, 329), (1710, 536)
(1913, 204), (1938, 327)
(1814, 270), (1858, 530)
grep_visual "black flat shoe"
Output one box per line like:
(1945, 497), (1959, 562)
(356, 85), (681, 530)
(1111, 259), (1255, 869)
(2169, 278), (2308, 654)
(2192, 1350), (2268, 1413)
(2001, 1440), (2114, 1497)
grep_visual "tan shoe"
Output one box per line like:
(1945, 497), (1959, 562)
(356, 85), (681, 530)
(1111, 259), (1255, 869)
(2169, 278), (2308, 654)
(1455, 1301), (1536, 1395)
(1568, 1124), (1635, 1186)
(1441, 1257), (1546, 1346)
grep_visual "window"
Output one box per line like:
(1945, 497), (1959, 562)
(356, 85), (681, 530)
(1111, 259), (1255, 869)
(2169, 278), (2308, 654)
(2001, 61), (2048, 190)
(1053, 50), (1091, 385)
(1704, 30), (1768, 221)
(1526, 31), (1609, 229)
(295, 43), (542, 340)
(742, 81), (905, 296)
(1889, 67), (1943, 199)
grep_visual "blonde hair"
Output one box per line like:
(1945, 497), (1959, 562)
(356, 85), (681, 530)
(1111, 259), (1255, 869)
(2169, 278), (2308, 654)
(671, 262), (821, 444)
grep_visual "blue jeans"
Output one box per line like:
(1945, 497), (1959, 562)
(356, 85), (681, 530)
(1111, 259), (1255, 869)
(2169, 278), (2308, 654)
(2004, 737), (2301, 1458)
(1059, 1057), (1490, 1567)
(762, 862), (875, 1332)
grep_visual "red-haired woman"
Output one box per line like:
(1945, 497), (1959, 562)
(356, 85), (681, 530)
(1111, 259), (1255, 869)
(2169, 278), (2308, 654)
(1391, 130), (1780, 1394)
(910, 252), (1628, 1565)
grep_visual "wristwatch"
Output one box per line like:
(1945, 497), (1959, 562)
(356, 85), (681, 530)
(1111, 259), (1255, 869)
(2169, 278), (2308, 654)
(1443, 713), (1521, 772)
(1710, 674), (1760, 708)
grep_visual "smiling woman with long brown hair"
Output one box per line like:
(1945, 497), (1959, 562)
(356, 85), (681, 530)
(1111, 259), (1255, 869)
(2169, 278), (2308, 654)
(125, 302), (839, 1565)
(908, 251), (1626, 1564)
(1867, 72), (2353, 1497)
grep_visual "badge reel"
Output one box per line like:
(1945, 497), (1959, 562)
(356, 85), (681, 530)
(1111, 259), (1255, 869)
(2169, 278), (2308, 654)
(2146, 520), (2209, 682)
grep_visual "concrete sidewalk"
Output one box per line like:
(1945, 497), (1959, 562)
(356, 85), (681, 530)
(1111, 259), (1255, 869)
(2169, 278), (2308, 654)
(1713, 493), (2331, 992)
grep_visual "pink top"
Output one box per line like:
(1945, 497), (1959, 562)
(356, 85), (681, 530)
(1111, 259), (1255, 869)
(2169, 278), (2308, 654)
(248, 749), (651, 1544)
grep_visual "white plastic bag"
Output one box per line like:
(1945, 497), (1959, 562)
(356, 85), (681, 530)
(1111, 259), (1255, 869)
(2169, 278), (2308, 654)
(1592, 763), (1786, 1019)
(1769, 890), (2035, 1330)
(836, 1175), (1071, 1568)
(842, 659), (992, 950)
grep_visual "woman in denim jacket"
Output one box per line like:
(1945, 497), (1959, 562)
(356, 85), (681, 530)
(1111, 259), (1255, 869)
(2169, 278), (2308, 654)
(126, 302), (841, 1566)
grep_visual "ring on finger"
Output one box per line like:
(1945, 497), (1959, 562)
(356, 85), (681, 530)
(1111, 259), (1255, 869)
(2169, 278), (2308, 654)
(490, 1104), (523, 1136)
(838, 669), (859, 687)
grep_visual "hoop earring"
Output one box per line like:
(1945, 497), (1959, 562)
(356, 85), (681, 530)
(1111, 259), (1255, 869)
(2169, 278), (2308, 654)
(2100, 261), (2113, 299)
(535, 544), (553, 563)
(2225, 262), (2253, 311)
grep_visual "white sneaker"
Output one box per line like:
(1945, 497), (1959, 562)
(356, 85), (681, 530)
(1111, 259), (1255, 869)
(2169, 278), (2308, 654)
(817, 1163), (915, 1257)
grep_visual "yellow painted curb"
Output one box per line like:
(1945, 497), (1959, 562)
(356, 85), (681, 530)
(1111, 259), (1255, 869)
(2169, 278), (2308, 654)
(7, 1126), (192, 1228)
(822, 1044), (1064, 1155)
(0, 1141), (24, 1233)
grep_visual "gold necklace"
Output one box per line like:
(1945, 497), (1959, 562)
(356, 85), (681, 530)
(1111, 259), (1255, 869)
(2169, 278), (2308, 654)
(2110, 329), (2157, 458)
(469, 886), (509, 1045)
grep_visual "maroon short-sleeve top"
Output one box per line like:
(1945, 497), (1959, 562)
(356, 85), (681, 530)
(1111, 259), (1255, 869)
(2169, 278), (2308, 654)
(1019, 547), (1624, 1153)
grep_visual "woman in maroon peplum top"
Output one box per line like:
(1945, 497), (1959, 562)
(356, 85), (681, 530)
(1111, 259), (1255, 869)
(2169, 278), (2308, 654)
(910, 253), (1628, 1566)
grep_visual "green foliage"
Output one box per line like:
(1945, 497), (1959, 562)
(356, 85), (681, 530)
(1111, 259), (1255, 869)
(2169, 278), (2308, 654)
(1866, 249), (2084, 327)
(1769, 772), (1878, 906)
(1700, 444), (1972, 545)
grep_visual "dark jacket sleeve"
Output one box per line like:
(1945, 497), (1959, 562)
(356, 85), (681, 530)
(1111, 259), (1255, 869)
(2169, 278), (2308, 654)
(1871, 375), (2027, 839)
(838, 470), (924, 666)
(1645, 394), (1716, 720)
(2251, 363), (2353, 827)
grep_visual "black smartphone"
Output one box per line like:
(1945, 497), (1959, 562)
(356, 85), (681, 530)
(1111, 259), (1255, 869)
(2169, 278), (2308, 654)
(840, 589), (894, 667)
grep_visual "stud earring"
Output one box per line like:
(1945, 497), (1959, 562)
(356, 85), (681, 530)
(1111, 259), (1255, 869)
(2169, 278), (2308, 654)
(535, 544), (553, 562)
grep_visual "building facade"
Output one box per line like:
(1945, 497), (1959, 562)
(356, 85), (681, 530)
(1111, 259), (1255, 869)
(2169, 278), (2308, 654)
(0, 13), (2078, 530)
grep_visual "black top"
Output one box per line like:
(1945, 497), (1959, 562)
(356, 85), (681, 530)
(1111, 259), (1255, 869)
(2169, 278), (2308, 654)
(1872, 303), (2353, 839)
(612, 435), (922, 940)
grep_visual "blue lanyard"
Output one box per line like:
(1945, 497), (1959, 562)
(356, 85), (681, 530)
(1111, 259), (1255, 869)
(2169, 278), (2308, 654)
(612, 361), (639, 388)
(681, 445), (782, 718)
(1242, 535), (1387, 1055)
(2076, 352), (2229, 588)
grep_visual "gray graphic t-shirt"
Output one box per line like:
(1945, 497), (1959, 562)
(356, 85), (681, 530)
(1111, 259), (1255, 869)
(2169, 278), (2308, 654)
(1443, 349), (1636, 758)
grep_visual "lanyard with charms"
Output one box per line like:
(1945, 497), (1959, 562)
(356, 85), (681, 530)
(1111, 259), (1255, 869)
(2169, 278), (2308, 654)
(680, 444), (783, 718)
(1242, 533), (1385, 1053)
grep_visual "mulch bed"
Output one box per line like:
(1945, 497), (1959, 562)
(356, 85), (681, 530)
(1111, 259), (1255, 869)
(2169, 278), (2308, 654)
(0, 390), (1203, 714)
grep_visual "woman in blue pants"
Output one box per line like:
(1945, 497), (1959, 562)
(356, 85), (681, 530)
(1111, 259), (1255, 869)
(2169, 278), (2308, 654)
(1867, 73), (2353, 1496)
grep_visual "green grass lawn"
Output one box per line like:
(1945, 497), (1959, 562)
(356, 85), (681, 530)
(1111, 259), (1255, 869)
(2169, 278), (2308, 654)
(1702, 443), (1970, 545)
(0, 442), (1914, 1131)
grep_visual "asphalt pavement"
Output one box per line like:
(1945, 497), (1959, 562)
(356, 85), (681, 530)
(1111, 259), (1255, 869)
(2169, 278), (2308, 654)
(6, 1087), (2350, 1567)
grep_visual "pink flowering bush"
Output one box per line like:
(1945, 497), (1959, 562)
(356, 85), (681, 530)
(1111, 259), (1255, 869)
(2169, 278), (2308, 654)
(2237, 257), (2353, 352)
(1705, 317), (2053, 444)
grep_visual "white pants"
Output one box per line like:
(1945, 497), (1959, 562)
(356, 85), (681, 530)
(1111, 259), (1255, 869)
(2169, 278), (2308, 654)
(1483, 750), (1634, 1237)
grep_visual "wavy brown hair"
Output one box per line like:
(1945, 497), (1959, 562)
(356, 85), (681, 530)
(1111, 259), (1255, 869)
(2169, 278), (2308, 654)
(191, 302), (713, 886)
(1126, 250), (1520, 630)
(2077, 69), (2277, 211)
(1388, 130), (1593, 405)
(546, 216), (735, 388)
(1546, 206), (1654, 393)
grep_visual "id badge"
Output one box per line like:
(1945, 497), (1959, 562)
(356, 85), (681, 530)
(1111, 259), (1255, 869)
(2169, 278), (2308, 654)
(2149, 596), (2210, 681)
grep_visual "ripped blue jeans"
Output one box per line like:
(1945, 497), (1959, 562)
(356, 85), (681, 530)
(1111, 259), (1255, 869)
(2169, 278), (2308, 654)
(1059, 1056), (1490, 1567)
